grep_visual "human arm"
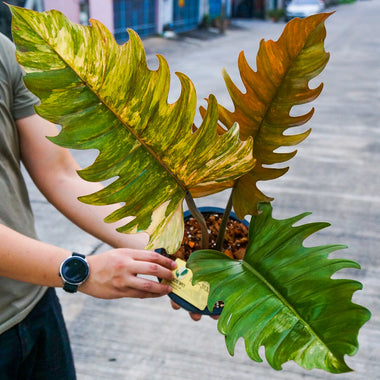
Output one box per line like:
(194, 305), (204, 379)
(17, 114), (148, 250)
(0, 222), (175, 299)
(16, 114), (216, 312)
(0, 113), (176, 299)
(0, 34), (175, 300)
(13, 114), (218, 316)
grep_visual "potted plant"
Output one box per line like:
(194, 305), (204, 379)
(160, 206), (250, 316)
(268, 7), (285, 22)
(10, 5), (370, 374)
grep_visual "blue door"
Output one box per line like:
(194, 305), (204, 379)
(172, 0), (200, 34)
(113, 0), (157, 43)
(209, 0), (222, 20)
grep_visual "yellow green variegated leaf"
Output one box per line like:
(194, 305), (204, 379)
(200, 13), (331, 218)
(11, 6), (255, 253)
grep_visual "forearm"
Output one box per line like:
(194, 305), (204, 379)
(0, 223), (174, 299)
(9, 110), (175, 300)
(41, 170), (149, 250)
(18, 114), (148, 250)
(0, 223), (70, 287)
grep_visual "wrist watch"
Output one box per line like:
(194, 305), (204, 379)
(59, 252), (90, 293)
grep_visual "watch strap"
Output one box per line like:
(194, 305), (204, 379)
(63, 282), (79, 293)
(72, 252), (86, 259)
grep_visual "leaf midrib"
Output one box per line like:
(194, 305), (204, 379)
(250, 23), (323, 162)
(241, 259), (337, 359)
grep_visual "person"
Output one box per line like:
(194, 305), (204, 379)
(0, 31), (205, 379)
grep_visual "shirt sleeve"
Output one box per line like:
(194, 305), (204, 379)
(7, 38), (40, 120)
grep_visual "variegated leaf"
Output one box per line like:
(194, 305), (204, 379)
(200, 13), (331, 218)
(11, 6), (255, 253)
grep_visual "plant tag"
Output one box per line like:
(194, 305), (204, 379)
(163, 258), (210, 310)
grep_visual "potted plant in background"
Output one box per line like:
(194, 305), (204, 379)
(10, 5), (370, 374)
(268, 7), (285, 22)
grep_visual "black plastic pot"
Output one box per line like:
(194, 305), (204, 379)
(159, 206), (249, 316)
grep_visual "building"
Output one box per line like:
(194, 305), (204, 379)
(231, 0), (266, 19)
(1, 1), (237, 43)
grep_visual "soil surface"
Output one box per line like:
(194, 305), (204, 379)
(162, 212), (249, 261)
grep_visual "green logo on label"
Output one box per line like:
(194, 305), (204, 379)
(176, 267), (188, 279)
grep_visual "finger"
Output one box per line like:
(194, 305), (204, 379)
(122, 288), (172, 299)
(128, 276), (172, 296)
(171, 301), (204, 321)
(131, 250), (177, 270)
(131, 261), (174, 282)
(170, 300), (181, 310)
(189, 312), (202, 321)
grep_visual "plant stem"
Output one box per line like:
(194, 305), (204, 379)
(185, 191), (209, 250)
(215, 189), (234, 252)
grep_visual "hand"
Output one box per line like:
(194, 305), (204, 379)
(170, 300), (219, 321)
(80, 249), (176, 299)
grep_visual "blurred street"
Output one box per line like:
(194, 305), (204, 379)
(23, 1), (380, 379)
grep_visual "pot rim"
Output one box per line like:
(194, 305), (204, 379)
(165, 206), (249, 315)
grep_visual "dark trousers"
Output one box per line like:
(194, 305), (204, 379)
(0, 288), (76, 380)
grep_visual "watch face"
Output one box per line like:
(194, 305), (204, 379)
(61, 257), (89, 284)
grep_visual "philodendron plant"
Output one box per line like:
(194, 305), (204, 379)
(10, 5), (370, 374)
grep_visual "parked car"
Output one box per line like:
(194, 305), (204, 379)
(285, 0), (325, 21)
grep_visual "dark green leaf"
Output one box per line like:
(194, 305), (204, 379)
(187, 203), (370, 373)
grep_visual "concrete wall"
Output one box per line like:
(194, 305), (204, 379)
(43, 0), (81, 23)
(88, 0), (113, 33)
(43, 0), (113, 34)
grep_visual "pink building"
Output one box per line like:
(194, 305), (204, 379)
(21, 1), (232, 43)
(44, 0), (114, 33)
